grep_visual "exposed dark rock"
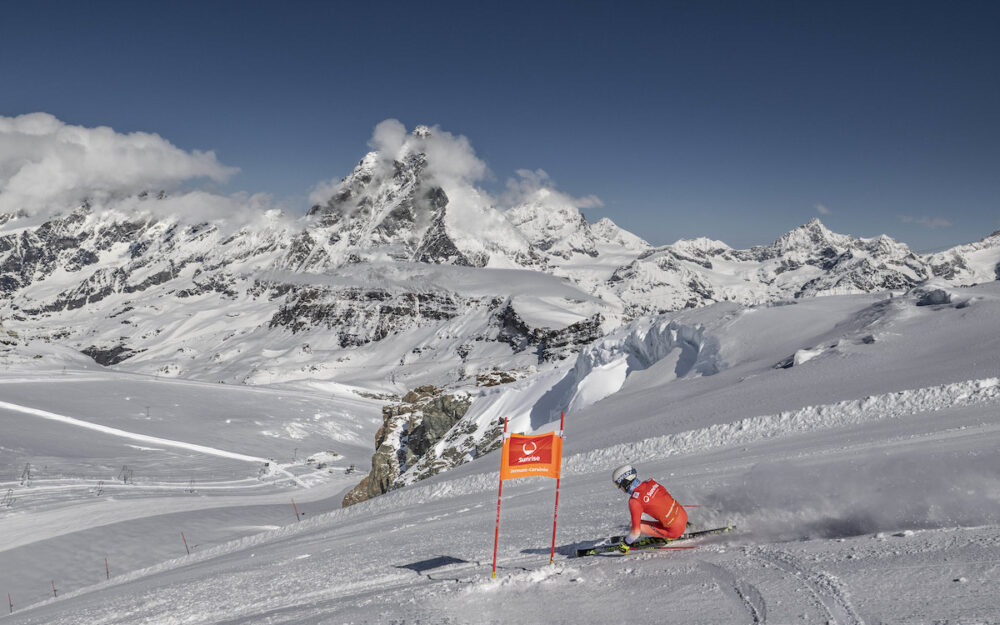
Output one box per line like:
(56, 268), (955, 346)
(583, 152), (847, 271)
(413, 198), (476, 266)
(535, 314), (605, 361)
(82, 344), (142, 366)
(655, 256), (680, 272)
(128, 267), (182, 294)
(774, 355), (795, 369)
(930, 253), (968, 280)
(670, 251), (712, 270)
(607, 260), (638, 284)
(915, 288), (952, 306)
(494, 301), (533, 353)
(129, 239), (152, 259)
(491, 300), (604, 362)
(0, 275), (21, 294)
(342, 475), (375, 507)
(269, 286), (462, 344)
(476, 370), (520, 386)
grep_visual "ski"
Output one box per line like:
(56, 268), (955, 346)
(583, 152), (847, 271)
(607, 524), (735, 545)
(575, 525), (735, 558)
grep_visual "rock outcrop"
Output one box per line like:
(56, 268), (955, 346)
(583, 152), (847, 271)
(343, 385), (473, 506)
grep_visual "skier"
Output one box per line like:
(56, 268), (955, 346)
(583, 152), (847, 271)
(612, 464), (687, 553)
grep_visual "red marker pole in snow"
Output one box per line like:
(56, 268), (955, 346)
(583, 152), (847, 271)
(181, 532), (190, 555)
(491, 417), (509, 579)
(549, 411), (565, 565)
(292, 498), (301, 521)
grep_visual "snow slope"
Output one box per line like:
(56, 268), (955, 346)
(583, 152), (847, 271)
(1, 284), (999, 624)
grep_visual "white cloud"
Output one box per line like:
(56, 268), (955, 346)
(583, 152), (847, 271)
(58, 191), (297, 239)
(0, 113), (238, 215)
(307, 177), (344, 208)
(368, 119), (408, 158)
(502, 168), (603, 211)
(412, 124), (488, 186)
(899, 215), (953, 229)
(363, 119), (488, 186)
(815, 203), (831, 215)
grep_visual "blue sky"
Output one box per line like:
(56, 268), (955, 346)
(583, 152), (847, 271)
(2, 0), (998, 250)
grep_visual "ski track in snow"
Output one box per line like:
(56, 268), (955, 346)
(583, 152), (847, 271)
(0, 399), (308, 487)
(747, 546), (866, 625)
(698, 560), (766, 625)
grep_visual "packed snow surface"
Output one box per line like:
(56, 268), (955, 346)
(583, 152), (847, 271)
(2, 284), (1000, 624)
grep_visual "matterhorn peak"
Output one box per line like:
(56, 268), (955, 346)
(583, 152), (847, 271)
(412, 125), (432, 139)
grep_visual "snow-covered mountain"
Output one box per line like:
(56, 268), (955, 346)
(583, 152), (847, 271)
(3, 124), (1000, 508)
(605, 218), (942, 315)
(2, 185), (995, 394)
(303, 131), (538, 270)
(0, 130), (613, 391)
(925, 228), (1000, 284)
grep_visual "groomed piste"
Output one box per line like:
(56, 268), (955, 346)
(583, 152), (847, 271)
(2, 283), (999, 623)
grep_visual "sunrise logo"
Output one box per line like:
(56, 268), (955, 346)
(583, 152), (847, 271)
(518, 440), (541, 463)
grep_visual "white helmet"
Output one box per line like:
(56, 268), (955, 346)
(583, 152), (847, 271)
(612, 464), (638, 491)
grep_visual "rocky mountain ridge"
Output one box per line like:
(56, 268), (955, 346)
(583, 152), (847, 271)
(6, 196), (993, 389)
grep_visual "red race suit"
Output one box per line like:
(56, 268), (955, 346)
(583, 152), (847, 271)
(627, 479), (687, 543)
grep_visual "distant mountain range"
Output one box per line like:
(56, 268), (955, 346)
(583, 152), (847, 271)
(1, 124), (998, 394)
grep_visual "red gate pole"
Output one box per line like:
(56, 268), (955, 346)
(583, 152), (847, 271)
(491, 417), (509, 579)
(549, 411), (565, 564)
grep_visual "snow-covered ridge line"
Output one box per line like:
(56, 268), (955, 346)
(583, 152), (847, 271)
(565, 377), (1000, 473)
(393, 377), (1000, 505)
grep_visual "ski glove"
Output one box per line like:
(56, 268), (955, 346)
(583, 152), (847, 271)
(616, 539), (630, 554)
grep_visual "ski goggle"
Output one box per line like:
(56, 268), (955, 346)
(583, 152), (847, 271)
(614, 473), (636, 490)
